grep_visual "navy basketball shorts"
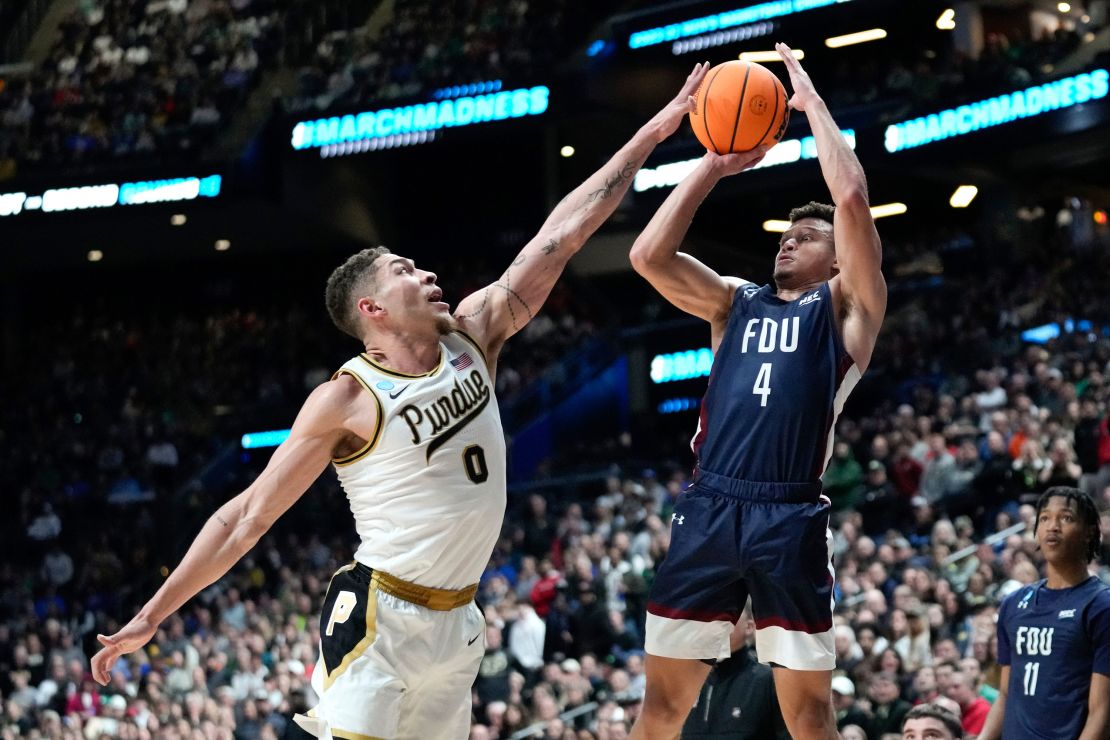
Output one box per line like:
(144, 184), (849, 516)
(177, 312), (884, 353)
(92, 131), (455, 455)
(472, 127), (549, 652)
(645, 471), (835, 670)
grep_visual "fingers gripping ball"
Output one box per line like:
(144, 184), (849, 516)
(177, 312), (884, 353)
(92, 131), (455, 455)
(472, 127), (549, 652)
(690, 61), (789, 154)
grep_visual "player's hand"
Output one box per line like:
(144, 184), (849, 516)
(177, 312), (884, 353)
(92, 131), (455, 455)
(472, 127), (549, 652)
(776, 42), (822, 112)
(705, 146), (770, 177)
(90, 615), (157, 685)
(645, 61), (711, 143)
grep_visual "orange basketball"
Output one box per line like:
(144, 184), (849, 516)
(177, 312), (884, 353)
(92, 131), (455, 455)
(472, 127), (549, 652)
(690, 60), (790, 154)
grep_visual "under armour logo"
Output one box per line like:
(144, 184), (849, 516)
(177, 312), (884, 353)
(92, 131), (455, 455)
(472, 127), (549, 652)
(672, 514), (685, 525)
(1018, 589), (1034, 610)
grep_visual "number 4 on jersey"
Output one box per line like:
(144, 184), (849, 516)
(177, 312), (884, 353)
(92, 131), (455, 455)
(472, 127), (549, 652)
(753, 362), (772, 407)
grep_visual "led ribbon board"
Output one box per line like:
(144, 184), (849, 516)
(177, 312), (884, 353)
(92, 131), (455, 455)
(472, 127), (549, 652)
(628, 0), (853, 49)
(0, 175), (222, 218)
(241, 429), (292, 449)
(290, 85), (550, 154)
(634, 130), (855, 192)
(651, 348), (714, 384)
(884, 69), (1109, 153)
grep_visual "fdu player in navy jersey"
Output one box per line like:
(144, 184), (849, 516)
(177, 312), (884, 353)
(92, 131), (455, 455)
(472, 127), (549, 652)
(627, 44), (887, 740)
(979, 487), (1110, 740)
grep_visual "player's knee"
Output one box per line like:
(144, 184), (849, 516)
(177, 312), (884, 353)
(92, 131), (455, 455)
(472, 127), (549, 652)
(641, 688), (694, 726)
(781, 696), (835, 738)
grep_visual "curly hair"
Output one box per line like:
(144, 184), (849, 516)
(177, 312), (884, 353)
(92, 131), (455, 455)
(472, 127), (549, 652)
(1034, 486), (1101, 563)
(788, 201), (836, 225)
(324, 247), (392, 340)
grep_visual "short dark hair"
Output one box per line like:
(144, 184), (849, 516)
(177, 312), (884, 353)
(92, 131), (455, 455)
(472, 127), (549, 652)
(788, 201), (835, 224)
(1034, 486), (1101, 562)
(325, 247), (392, 340)
(904, 704), (963, 737)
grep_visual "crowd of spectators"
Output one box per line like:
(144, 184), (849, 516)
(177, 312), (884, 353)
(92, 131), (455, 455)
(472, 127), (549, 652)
(288, 0), (622, 112)
(0, 0), (286, 174)
(2, 214), (1109, 739)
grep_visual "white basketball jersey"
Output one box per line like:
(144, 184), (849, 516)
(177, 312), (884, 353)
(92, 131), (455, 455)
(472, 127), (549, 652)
(332, 332), (506, 590)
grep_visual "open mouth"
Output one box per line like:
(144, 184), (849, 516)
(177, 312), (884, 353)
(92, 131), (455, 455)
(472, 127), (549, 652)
(427, 289), (443, 303)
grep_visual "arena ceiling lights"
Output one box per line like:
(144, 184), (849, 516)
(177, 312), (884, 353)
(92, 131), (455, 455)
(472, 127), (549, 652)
(824, 29), (887, 48)
(739, 49), (804, 62)
(936, 9), (956, 30)
(762, 203), (905, 232)
(949, 185), (978, 208)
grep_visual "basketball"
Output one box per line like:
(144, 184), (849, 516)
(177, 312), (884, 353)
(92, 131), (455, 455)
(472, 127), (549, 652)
(690, 60), (790, 154)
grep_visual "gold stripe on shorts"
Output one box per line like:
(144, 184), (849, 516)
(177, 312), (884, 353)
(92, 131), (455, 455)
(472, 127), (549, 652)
(371, 570), (477, 611)
(331, 730), (387, 740)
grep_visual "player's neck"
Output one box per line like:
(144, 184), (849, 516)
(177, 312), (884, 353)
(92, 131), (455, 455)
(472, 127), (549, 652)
(1044, 559), (1089, 589)
(774, 279), (823, 302)
(364, 330), (442, 375)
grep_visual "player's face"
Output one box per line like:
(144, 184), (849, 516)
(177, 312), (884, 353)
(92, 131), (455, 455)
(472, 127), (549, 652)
(773, 218), (837, 286)
(373, 255), (452, 328)
(1036, 496), (1088, 563)
(902, 718), (956, 740)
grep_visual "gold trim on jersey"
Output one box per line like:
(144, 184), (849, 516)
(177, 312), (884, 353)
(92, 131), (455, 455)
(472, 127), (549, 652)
(371, 570), (478, 611)
(323, 579), (379, 691)
(330, 370), (384, 466)
(453, 329), (488, 364)
(331, 730), (386, 740)
(359, 350), (444, 379)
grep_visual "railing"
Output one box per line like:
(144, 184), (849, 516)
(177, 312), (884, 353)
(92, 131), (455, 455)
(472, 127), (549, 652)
(509, 702), (600, 740)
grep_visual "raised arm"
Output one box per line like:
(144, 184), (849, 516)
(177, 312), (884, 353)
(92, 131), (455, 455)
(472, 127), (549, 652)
(90, 377), (369, 684)
(629, 150), (766, 329)
(777, 42), (886, 367)
(455, 63), (712, 355)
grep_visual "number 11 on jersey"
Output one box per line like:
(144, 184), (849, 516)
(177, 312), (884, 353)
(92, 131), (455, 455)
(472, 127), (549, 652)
(753, 363), (772, 407)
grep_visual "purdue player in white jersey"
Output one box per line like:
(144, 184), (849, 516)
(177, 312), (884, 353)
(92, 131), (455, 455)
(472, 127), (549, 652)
(89, 63), (714, 740)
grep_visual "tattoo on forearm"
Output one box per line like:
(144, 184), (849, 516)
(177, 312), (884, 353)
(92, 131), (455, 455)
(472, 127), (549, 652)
(215, 514), (229, 528)
(541, 239), (558, 255)
(585, 160), (638, 204)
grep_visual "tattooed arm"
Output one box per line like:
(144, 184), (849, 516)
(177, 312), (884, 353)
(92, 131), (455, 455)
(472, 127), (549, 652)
(456, 63), (713, 359)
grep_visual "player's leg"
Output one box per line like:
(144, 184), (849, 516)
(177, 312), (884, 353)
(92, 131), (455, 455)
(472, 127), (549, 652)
(393, 600), (485, 740)
(629, 655), (712, 739)
(631, 487), (746, 738)
(771, 666), (837, 740)
(745, 496), (838, 739)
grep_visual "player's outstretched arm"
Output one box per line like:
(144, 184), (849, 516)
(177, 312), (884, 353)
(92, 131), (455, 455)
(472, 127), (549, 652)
(1079, 673), (1110, 740)
(89, 376), (367, 685)
(455, 63), (712, 354)
(629, 149), (766, 326)
(976, 665), (1009, 740)
(777, 41), (886, 367)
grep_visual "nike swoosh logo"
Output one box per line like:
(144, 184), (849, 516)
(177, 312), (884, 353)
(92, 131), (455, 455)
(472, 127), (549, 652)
(388, 386), (410, 400)
(468, 633), (481, 646)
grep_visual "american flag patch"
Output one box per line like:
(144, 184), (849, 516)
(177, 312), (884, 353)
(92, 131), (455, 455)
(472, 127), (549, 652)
(450, 353), (473, 371)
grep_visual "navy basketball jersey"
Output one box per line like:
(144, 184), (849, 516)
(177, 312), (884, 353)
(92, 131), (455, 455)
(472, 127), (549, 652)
(997, 576), (1110, 739)
(693, 281), (860, 483)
